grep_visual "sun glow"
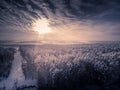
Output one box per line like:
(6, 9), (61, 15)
(32, 18), (52, 34)
(31, 18), (90, 44)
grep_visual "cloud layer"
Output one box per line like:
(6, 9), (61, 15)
(0, 0), (120, 42)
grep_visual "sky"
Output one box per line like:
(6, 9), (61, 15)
(0, 0), (120, 43)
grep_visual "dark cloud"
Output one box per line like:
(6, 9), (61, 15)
(0, 0), (120, 41)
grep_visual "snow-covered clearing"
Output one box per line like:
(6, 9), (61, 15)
(0, 47), (37, 90)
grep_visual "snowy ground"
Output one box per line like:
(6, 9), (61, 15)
(0, 42), (120, 90)
(0, 47), (37, 90)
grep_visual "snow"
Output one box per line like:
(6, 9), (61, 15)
(9, 47), (25, 81)
(0, 42), (120, 89)
(0, 47), (37, 90)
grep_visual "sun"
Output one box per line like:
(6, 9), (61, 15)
(32, 18), (52, 34)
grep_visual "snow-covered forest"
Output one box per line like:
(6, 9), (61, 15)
(0, 42), (120, 90)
